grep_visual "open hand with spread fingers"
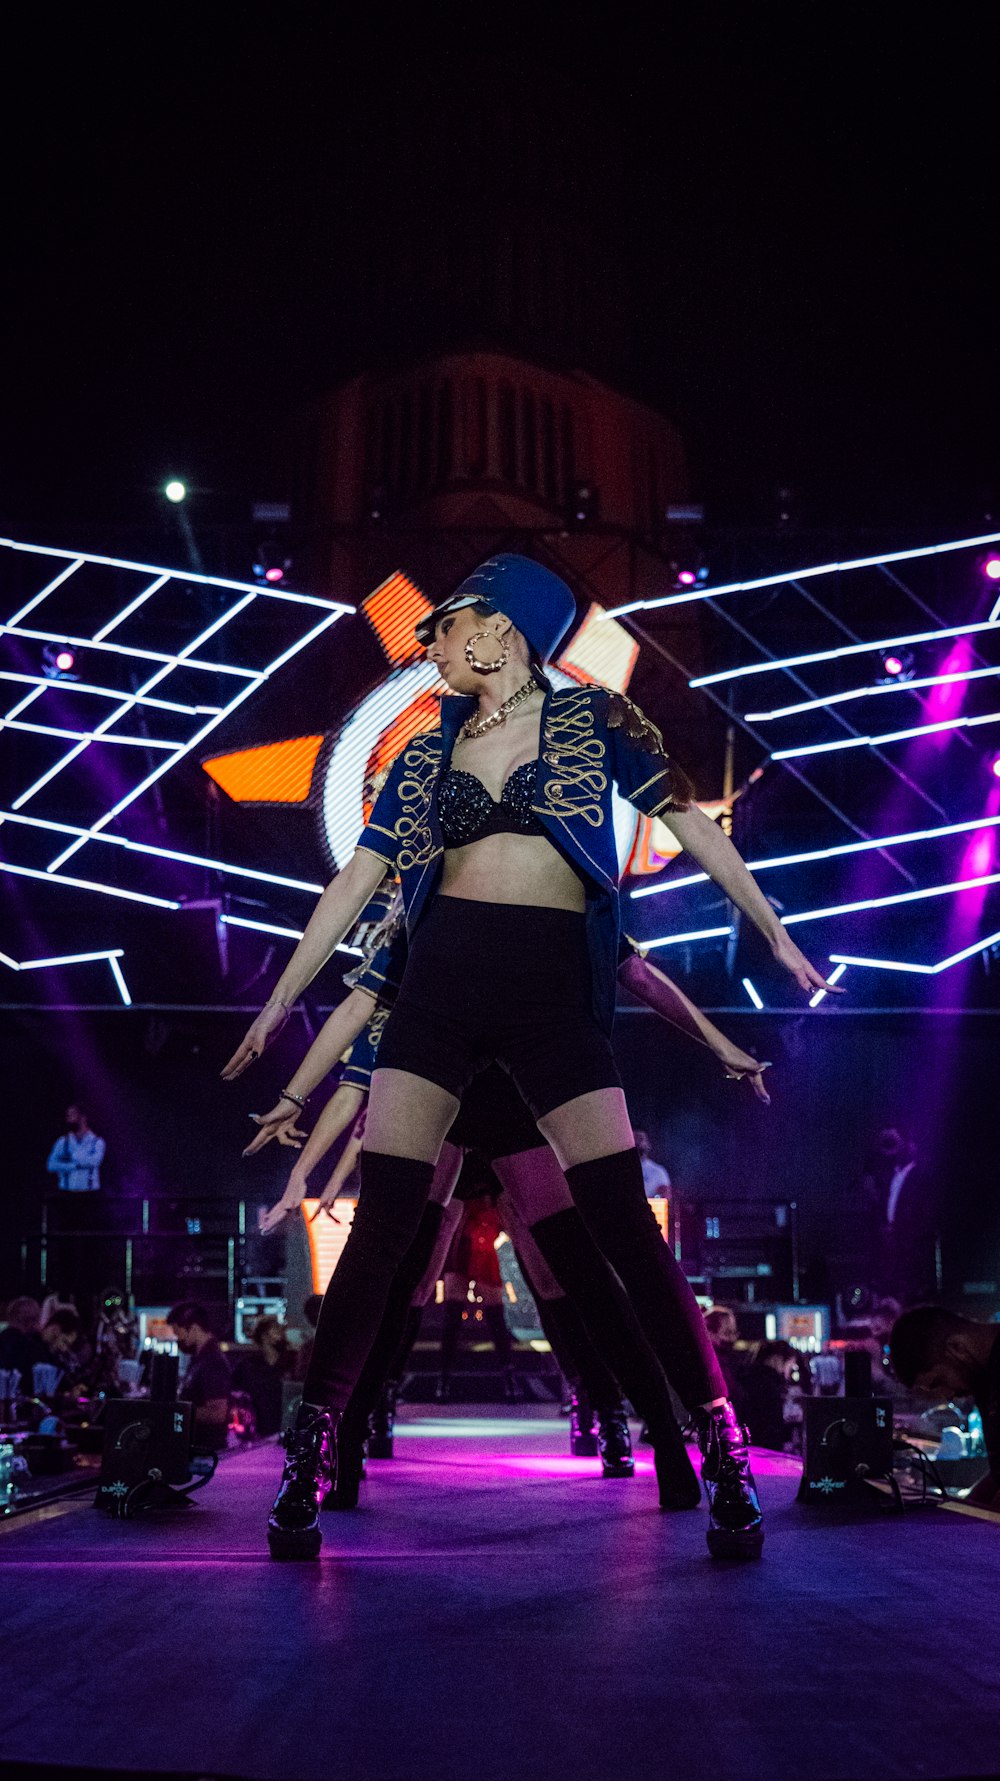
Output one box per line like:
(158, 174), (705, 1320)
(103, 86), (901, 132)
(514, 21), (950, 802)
(243, 1102), (307, 1157)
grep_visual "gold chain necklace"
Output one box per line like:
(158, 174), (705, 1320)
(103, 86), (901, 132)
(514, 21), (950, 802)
(459, 677), (538, 742)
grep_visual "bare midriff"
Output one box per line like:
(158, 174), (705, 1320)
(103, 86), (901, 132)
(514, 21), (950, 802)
(440, 833), (586, 912)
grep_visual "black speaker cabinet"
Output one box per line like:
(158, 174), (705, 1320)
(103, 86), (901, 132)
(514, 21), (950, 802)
(797, 1397), (893, 1504)
(95, 1399), (193, 1512)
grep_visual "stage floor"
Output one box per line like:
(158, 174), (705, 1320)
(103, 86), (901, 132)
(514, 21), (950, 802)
(1, 1405), (998, 1781)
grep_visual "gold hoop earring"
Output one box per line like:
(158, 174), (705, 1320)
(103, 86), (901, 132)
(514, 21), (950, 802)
(464, 630), (508, 674)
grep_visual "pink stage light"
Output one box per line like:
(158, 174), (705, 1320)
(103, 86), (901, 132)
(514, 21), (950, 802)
(983, 555), (1000, 581)
(991, 753), (1000, 780)
(54, 649), (75, 672)
(676, 569), (697, 587)
(882, 654), (904, 676)
(264, 566), (284, 583)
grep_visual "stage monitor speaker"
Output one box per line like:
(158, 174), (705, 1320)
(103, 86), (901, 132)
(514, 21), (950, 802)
(797, 1397), (893, 1504)
(95, 1399), (193, 1515)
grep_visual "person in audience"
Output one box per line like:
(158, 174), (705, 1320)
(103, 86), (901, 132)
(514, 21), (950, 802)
(739, 1340), (799, 1452)
(704, 1306), (743, 1404)
(635, 1130), (671, 1200)
(167, 1300), (232, 1450)
(0, 1297), (47, 1386)
(232, 1315), (295, 1437)
(39, 1308), (92, 1394)
(889, 1306), (1000, 1509)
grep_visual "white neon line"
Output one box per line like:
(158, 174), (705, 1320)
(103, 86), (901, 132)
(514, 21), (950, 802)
(772, 708), (1000, 762)
(991, 593), (1000, 624)
(219, 913), (363, 956)
(3, 685), (48, 722)
(39, 593), (263, 857)
(746, 663), (1000, 723)
(0, 808), (325, 893)
(0, 671), (222, 715)
(643, 925), (733, 950)
(0, 861), (180, 908)
(107, 956), (132, 1006)
(93, 574), (170, 641)
(690, 620), (1000, 689)
(12, 739), (91, 809)
(604, 529), (1000, 618)
(47, 608), (337, 869)
(630, 813), (1000, 900)
(829, 931), (1000, 977)
(6, 558), (84, 626)
(258, 609), (342, 677)
(2, 718), (178, 749)
(18, 948), (124, 971)
(0, 952), (20, 970)
(0, 624), (259, 679)
(809, 961), (848, 1007)
(0, 536), (354, 610)
(781, 871), (1000, 927)
(741, 977), (764, 1009)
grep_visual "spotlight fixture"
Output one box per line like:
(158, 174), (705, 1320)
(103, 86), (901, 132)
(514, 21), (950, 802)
(876, 647), (914, 683)
(251, 539), (292, 585)
(42, 641), (78, 680)
(670, 559), (710, 592)
(981, 554), (1000, 582)
(164, 480), (187, 504)
(991, 752), (1000, 780)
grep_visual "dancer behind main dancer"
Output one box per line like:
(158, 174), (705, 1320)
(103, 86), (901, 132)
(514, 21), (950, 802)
(223, 554), (838, 1561)
(249, 927), (769, 1507)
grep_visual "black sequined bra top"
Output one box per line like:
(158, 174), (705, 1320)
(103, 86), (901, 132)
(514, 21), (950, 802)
(438, 760), (546, 847)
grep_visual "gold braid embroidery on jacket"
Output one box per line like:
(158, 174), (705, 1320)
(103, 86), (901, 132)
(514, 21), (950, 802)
(540, 688), (608, 828)
(606, 692), (694, 812)
(392, 733), (443, 872)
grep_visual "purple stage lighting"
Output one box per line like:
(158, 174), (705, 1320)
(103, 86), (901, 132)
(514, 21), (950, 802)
(991, 753), (1000, 780)
(983, 555), (1000, 582)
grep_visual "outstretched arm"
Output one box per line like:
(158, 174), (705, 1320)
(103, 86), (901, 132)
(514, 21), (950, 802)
(221, 848), (388, 1080)
(618, 952), (771, 1103)
(658, 804), (841, 998)
(242, 988), (376, 1155)
(258, 1083), (366, 1233)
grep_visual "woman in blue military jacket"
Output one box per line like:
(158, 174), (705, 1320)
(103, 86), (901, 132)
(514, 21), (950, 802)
(224, 554), (836, 1560)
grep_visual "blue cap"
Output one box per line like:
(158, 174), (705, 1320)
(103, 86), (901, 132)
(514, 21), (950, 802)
(415, 554), (577, 664)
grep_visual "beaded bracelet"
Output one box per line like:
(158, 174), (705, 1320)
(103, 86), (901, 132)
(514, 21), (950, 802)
(279, 1088), (309, 1110)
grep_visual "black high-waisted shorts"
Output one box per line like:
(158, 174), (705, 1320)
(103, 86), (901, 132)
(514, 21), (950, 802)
(375, 896), (622, 1121)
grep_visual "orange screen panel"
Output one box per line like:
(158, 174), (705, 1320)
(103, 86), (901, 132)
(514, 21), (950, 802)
(303, 1197), (358, 1295)
(363, 572), (432, 665)
(203, 734), (324, 804)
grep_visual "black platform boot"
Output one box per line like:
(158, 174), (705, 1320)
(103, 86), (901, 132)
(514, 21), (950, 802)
(694, 1400), (764, 1560)
(596, 1404), (634, 1478)
(323, 1412), (365, 1511)
(569, 1391), (598, 1457)
(267, 1405), (336, 1560)
(649, 1413), (701, 1511)
(367, 1380), (396, 1459)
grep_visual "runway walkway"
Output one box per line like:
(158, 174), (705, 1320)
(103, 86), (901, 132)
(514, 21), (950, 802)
(1, 1406), (998, 1781)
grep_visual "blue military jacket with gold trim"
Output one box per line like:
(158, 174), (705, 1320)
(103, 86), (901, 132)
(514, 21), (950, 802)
(355, 682), (692, 1034)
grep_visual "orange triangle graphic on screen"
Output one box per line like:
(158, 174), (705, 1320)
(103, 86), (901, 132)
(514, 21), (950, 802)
(203, 734), (324, 804)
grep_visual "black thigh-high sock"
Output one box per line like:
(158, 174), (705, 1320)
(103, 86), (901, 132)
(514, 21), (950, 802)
(439, 1300), (464, 1380)
(484, 1304), (512, 1366)
(536, 1291), (622, 1410)
(389, 1305), (423, 1385)
(530, 1205), (680, 1432)
(302, 1153), (435, 1411)
(563, 1151), (726, 1412)
(338, 1202), (446, 1442)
